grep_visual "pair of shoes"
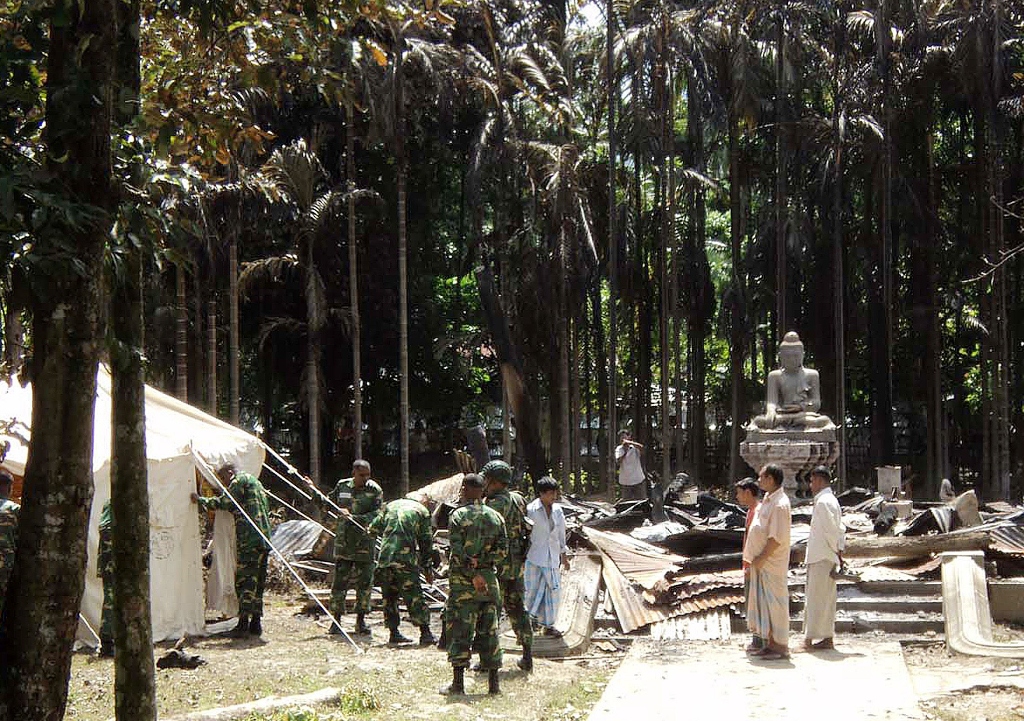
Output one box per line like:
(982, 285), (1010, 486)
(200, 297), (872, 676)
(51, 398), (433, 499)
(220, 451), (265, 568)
(97, 642), (115, 658)
(419, 626), (436, 647)
(754, 648), (790, 661)
(249, 615), (262, 636)
(542, 626), (562, 638)
(745, 644), (763, 655)
(810, 638), (834, 650)
(487, 668), (500, 695)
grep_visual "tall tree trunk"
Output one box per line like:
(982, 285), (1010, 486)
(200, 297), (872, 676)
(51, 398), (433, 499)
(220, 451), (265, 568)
(728, 113), (746, 481)
(775, 2), (788, 339)
(0, 1), (115, 717)
(657, 52), (671, 486)
(305, 241), (322, 485)
(229, 233), (240, 426)
(558, 230), (571, 481)
(347, 97), (363, 460)
(873, 0), (895, 467)
(606, 0), (618, 495)
(395, 34), (410, 496)
(207, 300), (217, 416)
(476, 267), (549, 483)
(175, 264), (188, 401)
(832, 6), (848, 486)
(110, 0), (156, 715)
(686, 71), (708, 487)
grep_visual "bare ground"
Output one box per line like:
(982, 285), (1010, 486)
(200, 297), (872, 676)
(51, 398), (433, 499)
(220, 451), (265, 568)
(64, 590), (619, 721)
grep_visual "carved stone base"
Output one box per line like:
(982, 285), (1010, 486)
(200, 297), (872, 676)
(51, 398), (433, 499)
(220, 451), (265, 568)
(740, 438), (839, 498)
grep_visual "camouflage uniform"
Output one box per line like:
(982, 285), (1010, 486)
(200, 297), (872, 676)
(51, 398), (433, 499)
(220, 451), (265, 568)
(313, 477), (382, 616)
(445, 501), (507, 670)
(485, 487), (533, 650)
(197, 472), (272, 616)
(0, 496), (20, 618)
(367, 498), (432, 632)
(97, 500), (115, 648)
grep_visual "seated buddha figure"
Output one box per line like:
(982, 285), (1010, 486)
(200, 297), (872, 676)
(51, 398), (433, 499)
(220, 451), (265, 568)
(750, 332), (835, 431)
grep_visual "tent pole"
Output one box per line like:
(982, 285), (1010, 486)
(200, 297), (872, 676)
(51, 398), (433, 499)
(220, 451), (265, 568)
(191, 449), (363, 653)
(264, 487), (335, 537)
(261, 461), (313, 501)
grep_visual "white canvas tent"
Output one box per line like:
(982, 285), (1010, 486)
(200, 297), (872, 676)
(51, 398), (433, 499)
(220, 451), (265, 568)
(0, 365), (264, 644)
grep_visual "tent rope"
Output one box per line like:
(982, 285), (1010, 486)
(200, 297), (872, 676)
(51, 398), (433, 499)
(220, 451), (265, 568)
(191, 448), (362, 653)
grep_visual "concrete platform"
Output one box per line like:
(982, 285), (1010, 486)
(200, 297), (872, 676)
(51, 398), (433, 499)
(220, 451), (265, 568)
(588, 639), (925, 720)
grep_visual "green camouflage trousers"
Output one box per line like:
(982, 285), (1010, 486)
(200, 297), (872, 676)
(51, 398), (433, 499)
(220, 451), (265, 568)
(446, 577), (502, 670)
(237, 548), (269, 616)
(499, 575), (533, 649)
(332, 557), (374, 615)
(377, 565), (429, 630)
(100, 571), (115, 645)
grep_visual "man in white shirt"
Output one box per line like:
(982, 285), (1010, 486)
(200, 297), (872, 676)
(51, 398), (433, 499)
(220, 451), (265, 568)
(524, 476), (570, 635)
(803, 465), (845, 651)
(614, 431), (646, 501)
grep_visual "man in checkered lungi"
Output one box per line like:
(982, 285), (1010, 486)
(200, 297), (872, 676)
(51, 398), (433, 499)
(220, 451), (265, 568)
(523, 476), (569, 635)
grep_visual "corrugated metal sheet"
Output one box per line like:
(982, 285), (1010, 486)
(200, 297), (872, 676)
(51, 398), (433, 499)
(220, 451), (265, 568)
(991, 526), (1024, 556)
(270, 519), (329, 561)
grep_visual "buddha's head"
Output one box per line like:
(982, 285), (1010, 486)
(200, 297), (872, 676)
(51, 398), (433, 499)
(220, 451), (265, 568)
(778, 331), (805, 371)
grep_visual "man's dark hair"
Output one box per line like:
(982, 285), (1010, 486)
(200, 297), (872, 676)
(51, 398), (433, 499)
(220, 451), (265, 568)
(0, 468), (12, 486)
(735, 477), (760, 494)
(761, 464), (784, 488)
(809, 465), (832, 483)
(536, 476), (559, 494)
(217, 463), (236, 476)
(618, 430), (630, 440)
(462, 473), (484, 489)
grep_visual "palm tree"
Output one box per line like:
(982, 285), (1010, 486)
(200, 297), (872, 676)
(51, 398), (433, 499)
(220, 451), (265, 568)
(247, 140), (344, 485)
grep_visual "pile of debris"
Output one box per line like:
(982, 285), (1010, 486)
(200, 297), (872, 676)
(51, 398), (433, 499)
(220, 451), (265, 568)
(268, 475), (1024, 656)
(552, 485), (1024, 649)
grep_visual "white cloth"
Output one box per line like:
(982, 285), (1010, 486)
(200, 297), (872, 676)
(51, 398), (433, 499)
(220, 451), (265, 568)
(615, 444), (645, 486)
(525, 498), (567, 568)
(804, 559), (838, 641)
(806, 486), (845, 566)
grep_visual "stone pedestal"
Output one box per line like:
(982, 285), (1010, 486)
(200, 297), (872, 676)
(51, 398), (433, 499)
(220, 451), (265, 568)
(740, 429), (839, 498)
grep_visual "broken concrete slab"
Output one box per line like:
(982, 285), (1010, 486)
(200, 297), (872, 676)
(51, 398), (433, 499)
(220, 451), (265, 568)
(587, 639), (925, 721)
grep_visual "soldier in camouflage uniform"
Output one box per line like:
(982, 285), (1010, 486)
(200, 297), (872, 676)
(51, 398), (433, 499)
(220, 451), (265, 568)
(309, 459), (382, 636)
(0, 470), (20, 622)
(97, 499), (115, 656)
(441, 473), (507, 696)
(193, 464), (272, 637)
(367, 496), (435, 646)
(481, 460), (534, 671)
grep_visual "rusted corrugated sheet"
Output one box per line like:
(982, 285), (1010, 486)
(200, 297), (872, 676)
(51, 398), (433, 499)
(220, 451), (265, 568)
(991, 526), (1024, 556)
(584, 527), (684, 590)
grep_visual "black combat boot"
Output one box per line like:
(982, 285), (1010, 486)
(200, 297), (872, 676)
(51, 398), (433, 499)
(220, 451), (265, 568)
(228, 614), (249, 638)
(98, 640), (115, 658)
(419, 624), (436, 647)
(488, 668), (501, 695)
(248, 615), (262, 636)
(436, 624), (447, 650)
(354, 612), (371, 635)
(439, 666), (466, 695)
(388, 626), (413, 644)
(517, 644), (533, 672)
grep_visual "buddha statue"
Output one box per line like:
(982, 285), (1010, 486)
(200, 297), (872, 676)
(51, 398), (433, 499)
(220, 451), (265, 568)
(750, 332), (835, 431)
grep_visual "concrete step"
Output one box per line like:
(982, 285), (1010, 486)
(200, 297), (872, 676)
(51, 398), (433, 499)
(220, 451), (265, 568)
(855, 580), (942, 596)
(787, 611), (946, 635)
(789, 595), (943, 614)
